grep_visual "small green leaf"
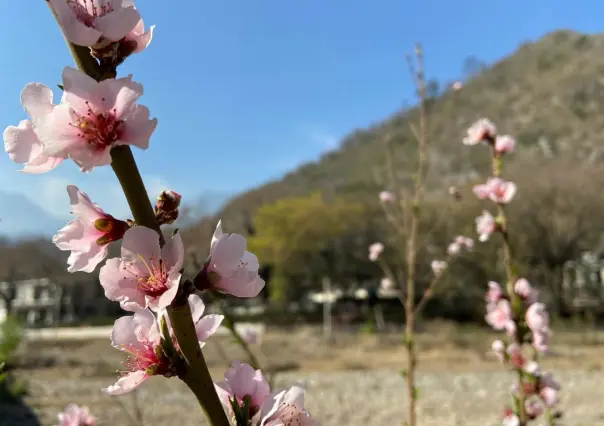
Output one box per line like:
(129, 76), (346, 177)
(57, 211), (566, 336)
(399, 368), (407, 378)
(411, 385), (420, 400)
(57, 84), (64, 91)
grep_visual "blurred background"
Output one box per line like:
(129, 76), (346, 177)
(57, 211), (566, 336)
(3, 1), (604, 425)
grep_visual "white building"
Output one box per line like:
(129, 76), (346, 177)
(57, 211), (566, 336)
(0, 278), (63, 326)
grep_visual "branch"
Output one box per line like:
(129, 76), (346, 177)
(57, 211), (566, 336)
(45, 3), (230, 424)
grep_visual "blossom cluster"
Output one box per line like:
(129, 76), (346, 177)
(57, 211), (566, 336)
(464, 119), (561, 425)
(5, 1), (320, 425)
(372, 195), (475, 287)
(215, 362), (320, 426)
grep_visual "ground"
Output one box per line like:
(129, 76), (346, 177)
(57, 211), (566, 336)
(8, 321), (604, 425)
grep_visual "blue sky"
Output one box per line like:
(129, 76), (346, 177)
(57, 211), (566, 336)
(1, 0), (603, 230)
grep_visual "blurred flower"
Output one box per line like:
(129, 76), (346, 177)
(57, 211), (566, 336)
(368, 242), (384, 262)
(463, 118), (496, 145)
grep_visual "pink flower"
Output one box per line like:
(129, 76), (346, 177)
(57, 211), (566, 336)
(201, 221), (265, 298)
(447, 242), (461, 255)
(476, 210), (496, 242)
(448, 235), (474, 255)
(105, 296), (223, 395)
(431, 260), (447, 276)
(35, 67), (157, 172)
(463, 118), (496, 145)
(524, 399), (543, 419)
(160, 294), (224, 349)
(99, 226), (183, 311)
(214, 362), (270, 418)
(53, 185), (129, 273)
(491, 339), (506, 361)
(368, 242), (384, 262)
(124, 17), (155, 54)
(48, 0), (141, 48)
(485, 299), (515, 333)
(495, 135), (515, 154)
(379, 191), (395, 203)
(539, 372), (560, 407)
(525, 303), (549, 333)
(506, 343), (525, 369)
(473, 177), (517, 204)
(485, 281), (503, 304)
(532, 329), (550, 353)
(523, 361), (540, 376)
(3, 84), (66, 173)
(259, 384), (320, 426)
(57, 404), (95, 426)
(103, 308), (172, 395)
(503, 412), (519, 426)
(452, 81), (463, 91)
(514, 278), (538, 304)
(540, 386), (558, 407)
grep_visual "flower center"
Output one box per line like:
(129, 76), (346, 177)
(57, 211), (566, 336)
(136, 257), (169, 298)
(70, 101), (124, 151)
(121, 341), (159, 373)
(68, 0), (115, 26)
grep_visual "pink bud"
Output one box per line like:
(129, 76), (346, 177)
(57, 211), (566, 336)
(463, 118), (497, 145)
(514, 278), (538, 304)
(431, 260), (447, 276)
(494, 135), (515, 154)
(379, 191), (395, 203)
(476, 210), (496, 242)
(369, 242), (385, 261)
(452, 81), (463, 91)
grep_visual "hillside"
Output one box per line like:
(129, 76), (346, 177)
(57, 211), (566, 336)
(192, 30), (604, 237)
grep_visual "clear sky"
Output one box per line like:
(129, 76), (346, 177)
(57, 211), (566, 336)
(1, 0), (603, 228)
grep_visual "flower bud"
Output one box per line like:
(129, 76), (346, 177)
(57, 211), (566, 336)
(155, 190), (182, 225)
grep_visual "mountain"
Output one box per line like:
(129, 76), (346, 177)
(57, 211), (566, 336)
(195, 30), (604, 233)
(0, 191), (65, 239)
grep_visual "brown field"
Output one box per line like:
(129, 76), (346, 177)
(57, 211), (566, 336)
(10, 321), (604, 425)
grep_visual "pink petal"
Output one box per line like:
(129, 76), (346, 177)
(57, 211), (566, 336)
(62, 67), (105, 112)
(148, 277), (180, 311)
(110, 315), (143, 349)
(97, 77), (143, 118)
(93, 6), (140, 41)
(162, 232), (184, 273)
(120, 226), (161, 270)
(133, 309), (161, 344)
(66, 243), (107, 273)
(195, 314), (224, 343)
(103, 370), (148, 395)
(188, 294), (206, 323)
(69, 144), (114, 172)
(211, 220), (225, 247)
(67, 185), (106, 220)
(21, 155), (64, 174)
(48, 0), (102, 46)
(35, 104), (81, 157)
(99, 258), (145, 308)
(129, 22), (155, 53)
(21, 83), (54, 118)
(120, 105), (157, 150)
(3, 120), (43, 164)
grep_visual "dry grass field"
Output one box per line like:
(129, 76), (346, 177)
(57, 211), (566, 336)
(8, 321), (604, 425)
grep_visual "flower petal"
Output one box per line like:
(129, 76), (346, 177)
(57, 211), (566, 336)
(103, 370), (148, 395)
(195, 314), (224, 343)
(93, 6), (140, 41)
(48, 0), (102, 46)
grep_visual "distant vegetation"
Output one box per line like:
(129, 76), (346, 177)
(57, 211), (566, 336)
(4, 30), (604, 321)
